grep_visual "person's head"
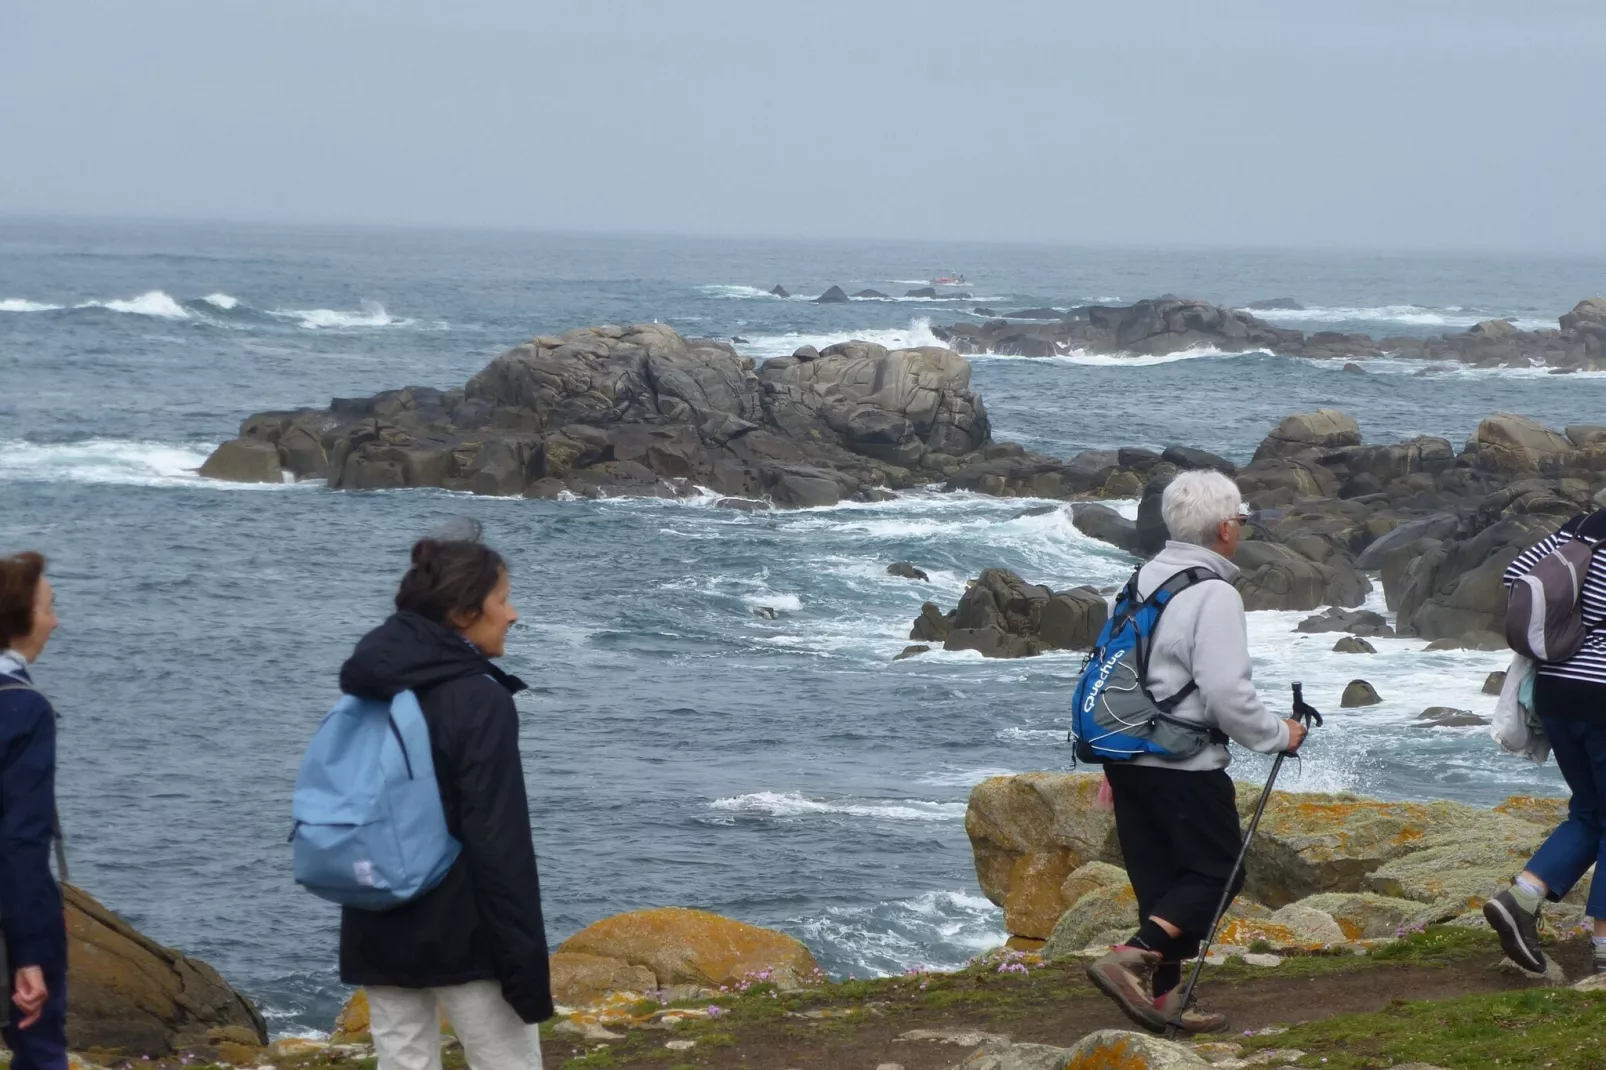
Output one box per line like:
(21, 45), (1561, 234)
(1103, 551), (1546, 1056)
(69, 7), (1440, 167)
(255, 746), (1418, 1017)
(1161, 471), (1249, 558)
(0, 552), (58, 663)
(394, 526), (517, 657)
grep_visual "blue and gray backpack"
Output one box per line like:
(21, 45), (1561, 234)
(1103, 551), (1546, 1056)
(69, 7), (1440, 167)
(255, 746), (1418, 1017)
(1070, 566), (1228, 764)
(291, 690), (459, 910)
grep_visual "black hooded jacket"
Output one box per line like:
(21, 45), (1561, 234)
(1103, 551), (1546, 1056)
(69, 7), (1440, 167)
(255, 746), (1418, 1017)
(336, 612), (553, 1022)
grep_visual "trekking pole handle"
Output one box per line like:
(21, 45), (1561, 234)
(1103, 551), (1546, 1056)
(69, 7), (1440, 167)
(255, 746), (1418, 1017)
(1290, 681), (1323, 730)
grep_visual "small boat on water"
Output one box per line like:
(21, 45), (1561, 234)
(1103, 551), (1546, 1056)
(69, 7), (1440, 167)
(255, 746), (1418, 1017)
(932, 272), (968, 286)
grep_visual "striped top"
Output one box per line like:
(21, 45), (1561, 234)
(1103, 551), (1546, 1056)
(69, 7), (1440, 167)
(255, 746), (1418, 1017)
(1503, 516), (1606, 685)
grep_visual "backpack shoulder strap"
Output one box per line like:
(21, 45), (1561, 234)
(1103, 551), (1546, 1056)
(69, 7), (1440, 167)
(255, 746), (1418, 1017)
(1138, 567), (1228, 730)
(0, 680), (69, 883)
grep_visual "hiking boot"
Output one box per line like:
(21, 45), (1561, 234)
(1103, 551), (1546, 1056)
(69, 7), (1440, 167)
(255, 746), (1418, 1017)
(1483, 888), (1546, 973)
(1086, 946), (1166, 1032)
(1155, 987), (1229, 1034)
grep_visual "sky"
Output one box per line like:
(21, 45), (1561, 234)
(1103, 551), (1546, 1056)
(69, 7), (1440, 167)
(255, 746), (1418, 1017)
(3, 0), (1603, 253)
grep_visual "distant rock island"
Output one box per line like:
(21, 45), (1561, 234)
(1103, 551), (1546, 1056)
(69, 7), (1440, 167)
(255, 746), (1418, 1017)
(935, 294), (1606, 367)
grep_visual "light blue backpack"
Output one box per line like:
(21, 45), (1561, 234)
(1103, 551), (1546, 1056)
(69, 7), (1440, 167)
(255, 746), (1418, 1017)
(291, 690), (460, 910)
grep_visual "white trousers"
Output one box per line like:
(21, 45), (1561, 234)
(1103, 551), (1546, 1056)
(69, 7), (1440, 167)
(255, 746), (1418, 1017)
(367, 981), (544, 1070)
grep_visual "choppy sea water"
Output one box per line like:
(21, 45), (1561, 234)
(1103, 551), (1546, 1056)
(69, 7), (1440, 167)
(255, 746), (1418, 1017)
(2, 220), (1604, 1033)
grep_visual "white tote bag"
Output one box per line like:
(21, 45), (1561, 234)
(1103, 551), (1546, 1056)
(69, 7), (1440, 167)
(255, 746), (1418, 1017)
(1491, 654), (1549, 764)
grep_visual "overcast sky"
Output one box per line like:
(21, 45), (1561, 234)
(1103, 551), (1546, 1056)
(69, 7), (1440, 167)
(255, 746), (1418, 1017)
(3, 0), (1603, 252)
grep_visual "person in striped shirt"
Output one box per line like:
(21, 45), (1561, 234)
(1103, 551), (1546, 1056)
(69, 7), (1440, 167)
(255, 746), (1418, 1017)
(1484, 509), (1606, 976)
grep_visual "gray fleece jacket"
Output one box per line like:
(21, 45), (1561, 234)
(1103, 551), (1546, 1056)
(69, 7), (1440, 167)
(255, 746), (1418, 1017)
(1130, 541), (1290, 771)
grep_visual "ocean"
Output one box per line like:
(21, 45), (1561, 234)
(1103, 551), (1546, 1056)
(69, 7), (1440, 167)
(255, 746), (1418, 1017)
(2, 218), (1603, 1034)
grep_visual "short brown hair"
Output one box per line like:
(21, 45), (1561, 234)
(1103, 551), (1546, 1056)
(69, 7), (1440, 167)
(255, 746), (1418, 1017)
(0, 552), (47, 648)
(395, 525), (507, 628)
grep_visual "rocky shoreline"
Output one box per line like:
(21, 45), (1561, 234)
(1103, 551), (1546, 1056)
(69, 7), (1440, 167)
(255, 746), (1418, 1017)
(53, 775), (1598, 1069)
(196, 309), (1606, 648)
(934, 294), (1606, 367)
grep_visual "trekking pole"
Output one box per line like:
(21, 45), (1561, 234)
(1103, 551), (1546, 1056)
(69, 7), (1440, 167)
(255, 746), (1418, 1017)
(1164, 682), (1322, 1040)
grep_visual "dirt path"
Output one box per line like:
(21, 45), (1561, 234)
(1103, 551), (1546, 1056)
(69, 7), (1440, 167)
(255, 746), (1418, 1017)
(546, 938), (1591, 1070)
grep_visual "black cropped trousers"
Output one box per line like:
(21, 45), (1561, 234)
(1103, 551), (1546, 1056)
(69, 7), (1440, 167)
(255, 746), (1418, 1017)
(1103, 762), (1245, 958)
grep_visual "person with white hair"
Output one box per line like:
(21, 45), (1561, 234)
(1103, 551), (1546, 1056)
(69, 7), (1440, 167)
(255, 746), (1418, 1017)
(1084, 469), (1306, 1035)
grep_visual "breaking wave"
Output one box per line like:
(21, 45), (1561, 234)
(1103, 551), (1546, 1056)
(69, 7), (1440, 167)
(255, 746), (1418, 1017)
(735, 317), (948, 359)
(268, 300), (410, 330)
(1244, 303), (1551, 330)
(89, 290), (193, 319)
(710, 791), (967, 822)
(0, 439), (298, 489)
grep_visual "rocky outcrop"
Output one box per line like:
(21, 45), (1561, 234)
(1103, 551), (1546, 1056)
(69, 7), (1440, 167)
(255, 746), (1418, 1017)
(66, 884), (266, 1055)
(935, 298), (1303, 358)
(555, 907), (819, 991)
(196, 439), (284, 484)
(201, 325), (989, 507)
(958, 1031), (1213, 1070)
(908, 569), (1107, 658)
(935, 294), (1606, 369)
(1341, 680), (1381, 707)
(969, 773), (1579, 942)
(549, 952), (658, 1007)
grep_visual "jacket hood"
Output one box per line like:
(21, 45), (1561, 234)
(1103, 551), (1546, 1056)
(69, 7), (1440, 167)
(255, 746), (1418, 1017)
(339, 612), (525, 699)
(1150, 540), (1240, 584)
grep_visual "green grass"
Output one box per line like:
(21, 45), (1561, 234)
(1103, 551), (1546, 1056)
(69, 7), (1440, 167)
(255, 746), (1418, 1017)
(1209, 925), (1499, 983)
(1243, 988), (1606, 1069)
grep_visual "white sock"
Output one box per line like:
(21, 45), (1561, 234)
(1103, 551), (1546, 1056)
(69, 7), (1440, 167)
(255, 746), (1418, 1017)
(1511, 875), (1546, 913)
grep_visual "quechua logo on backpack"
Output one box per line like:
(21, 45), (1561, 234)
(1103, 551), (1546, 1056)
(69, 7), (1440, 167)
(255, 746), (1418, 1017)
(1070, 566), (1224, 763)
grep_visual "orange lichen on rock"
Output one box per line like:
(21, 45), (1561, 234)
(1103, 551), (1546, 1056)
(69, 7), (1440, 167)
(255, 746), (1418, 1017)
(557, 907), (819, 989)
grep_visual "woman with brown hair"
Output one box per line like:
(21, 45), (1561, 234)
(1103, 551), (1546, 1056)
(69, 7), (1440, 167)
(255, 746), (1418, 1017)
(0, 552), (65, 1070)
(338, 527), (552, 1070)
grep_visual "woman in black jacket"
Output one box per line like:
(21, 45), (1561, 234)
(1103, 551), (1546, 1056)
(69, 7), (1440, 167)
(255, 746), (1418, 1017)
(340, 532), (552, 1070)
(0, 551), (65, 1070)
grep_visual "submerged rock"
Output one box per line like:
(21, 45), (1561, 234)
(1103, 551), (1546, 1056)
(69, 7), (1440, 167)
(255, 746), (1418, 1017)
(1333, 636), (1377, 654)
(815, 285), (850, 304)
(1297, 607), (1395, 637)
(1414, 707), (1489, 728)
(887, 561), (930, 581)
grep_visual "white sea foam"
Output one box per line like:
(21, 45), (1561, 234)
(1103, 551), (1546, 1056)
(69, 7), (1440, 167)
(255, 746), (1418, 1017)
(0, 440), (298, 490)
(737, 317), (948, 359)
(86, 290), (192, 319)
(794, 889), (1005, 976)
(965, 345), (1272, 367)
(915, 766), (1018, 787)
(0, 298), (63, 312)
(271, 300), (409, 329)
(699, 284), (804, 301)
(1242, 304), (1549, 330)
(1332, 357), (1606, 381)
(744, 592), (804, 613)
(710, 791), (967, 822)
(201, 292), (241, 310)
